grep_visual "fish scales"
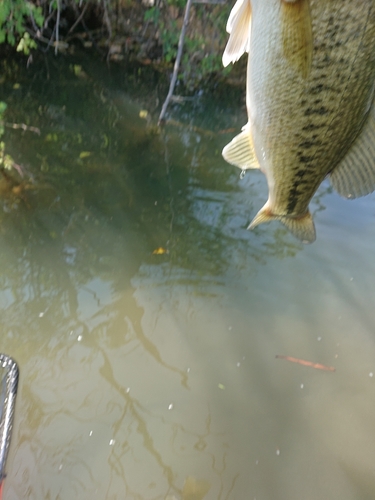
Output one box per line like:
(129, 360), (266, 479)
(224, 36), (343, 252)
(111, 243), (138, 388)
(250, 1), (375, 214)
(222, 0), (375, 242)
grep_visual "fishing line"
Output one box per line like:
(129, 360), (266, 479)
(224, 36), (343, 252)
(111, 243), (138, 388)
(160, 128), (175, 276)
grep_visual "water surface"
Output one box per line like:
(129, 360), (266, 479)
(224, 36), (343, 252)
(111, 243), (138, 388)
(1, 54), (375, 500)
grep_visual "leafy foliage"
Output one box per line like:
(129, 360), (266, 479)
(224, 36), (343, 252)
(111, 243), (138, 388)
(143, 0), (231, 87)
(0, 0), (43, 53)
(0, 102), (16, 171)
(0, 0), (232, 89)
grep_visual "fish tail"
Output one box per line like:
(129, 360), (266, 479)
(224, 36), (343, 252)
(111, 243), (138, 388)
(248, 205), (316, 243)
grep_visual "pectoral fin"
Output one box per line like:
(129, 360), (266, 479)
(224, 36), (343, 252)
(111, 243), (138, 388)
(222, 0), (252, 67)
(248, 204), (316, 243)
(281, 0), (313, 79)
(330, 104), (375, 199)
(222, 128), (258, 170)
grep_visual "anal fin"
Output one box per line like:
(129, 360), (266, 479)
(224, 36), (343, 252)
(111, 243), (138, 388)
(330, 103), (375, 199)
(248, 204), (316, 243)
(222, 128), (258, 170)
(281, 0), (313, 79)
(222, 0), (252, 67)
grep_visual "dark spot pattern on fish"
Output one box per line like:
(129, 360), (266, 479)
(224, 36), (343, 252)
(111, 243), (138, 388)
(304, 106), (330, 116)
(298, 138), (322, 149)
(286, 168), (320, 213)
(226, 0), (375, 232)
(309, 84), (324, 94)
(298, 155), (314, 163)
(287, 185), (301, 213)
(301, 123), (325, 131)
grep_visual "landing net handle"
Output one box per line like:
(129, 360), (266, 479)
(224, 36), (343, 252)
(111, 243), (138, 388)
(0, 355), (19, 495)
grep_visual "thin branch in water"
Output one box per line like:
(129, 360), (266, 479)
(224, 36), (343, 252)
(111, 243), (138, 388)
(102, 0), (112, 39)
(55, 0), (61, 54)
(275, 354), (336, 372)
(38, 20), (57, 53)
(44, 9), (56, 28)
(68, 1), (90, 35)
(1, 121), (40, 135)
(28, 7), (39, 33)
(158, 0), (194, 125)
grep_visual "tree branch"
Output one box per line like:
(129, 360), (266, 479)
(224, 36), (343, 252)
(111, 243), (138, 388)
(158, 0), (194, 125)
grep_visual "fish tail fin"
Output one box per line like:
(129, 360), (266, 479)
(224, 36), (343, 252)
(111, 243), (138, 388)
(248, 205), (316, 243)
(279, 212), (316, 243)
(222, 0), (252, 67)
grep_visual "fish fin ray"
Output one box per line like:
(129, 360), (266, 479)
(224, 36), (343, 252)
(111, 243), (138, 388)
(248, 205), (316, 243)
(280, 212), (316, 243)
(281, 0), (313, 79)
(330, 104), (375, 199)
(222, 0), (251, 67)
(226, 0), (247, 34)
(222, 129), (258, 170)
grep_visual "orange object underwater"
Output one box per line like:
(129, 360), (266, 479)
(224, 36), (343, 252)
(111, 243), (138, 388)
(276, 354), (335, 372)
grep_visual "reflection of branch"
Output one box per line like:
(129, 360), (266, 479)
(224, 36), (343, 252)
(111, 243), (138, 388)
(213, 451), (240, 499)
(102, 0), (112, 40)
(165, 118), (216, 137)
(0, 121), (40, 135)
(98, 348), (179, 496)
(55, 0), (61, 55)
(67, 1), (89, 35)
(136, 318), (190, 389)
(91, 290), (190, 389)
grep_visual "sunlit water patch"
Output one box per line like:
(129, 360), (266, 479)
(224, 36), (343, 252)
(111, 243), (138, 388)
(0, 54), (375, 499)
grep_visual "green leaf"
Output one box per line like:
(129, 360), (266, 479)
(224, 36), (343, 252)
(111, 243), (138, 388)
(0, 2), (11, 25)
(33, 7), (44, 28)
(7, 32), (15, 46)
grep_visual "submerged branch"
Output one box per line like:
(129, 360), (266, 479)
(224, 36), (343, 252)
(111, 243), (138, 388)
(0, 121), (41, 135)
(275, 354), (336, 372)
(158, 0), (194, 125)
(67, 1), (90, 35)
(55, 0), (61, 55)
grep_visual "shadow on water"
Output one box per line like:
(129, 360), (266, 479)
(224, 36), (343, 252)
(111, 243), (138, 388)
(1, 52), (375, 499)
(0, 52), (307, 296)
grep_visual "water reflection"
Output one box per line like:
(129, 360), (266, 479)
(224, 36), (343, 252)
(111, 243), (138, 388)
(1, 54), (375, 499)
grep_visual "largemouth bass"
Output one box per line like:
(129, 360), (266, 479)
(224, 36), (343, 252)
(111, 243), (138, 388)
(222, 0), (375, 243)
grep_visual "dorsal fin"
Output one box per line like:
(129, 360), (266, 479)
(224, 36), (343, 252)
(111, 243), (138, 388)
(226, 0), (246, 34)
(330, 103), (375, 199)
(281, 0), (313, 79)
(222, 0), (252, 67)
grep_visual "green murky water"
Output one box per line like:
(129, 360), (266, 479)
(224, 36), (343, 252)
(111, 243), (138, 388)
(1, 53), (375, 500)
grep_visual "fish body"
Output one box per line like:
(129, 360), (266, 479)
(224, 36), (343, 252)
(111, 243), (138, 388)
(222, 0), (375, 242)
